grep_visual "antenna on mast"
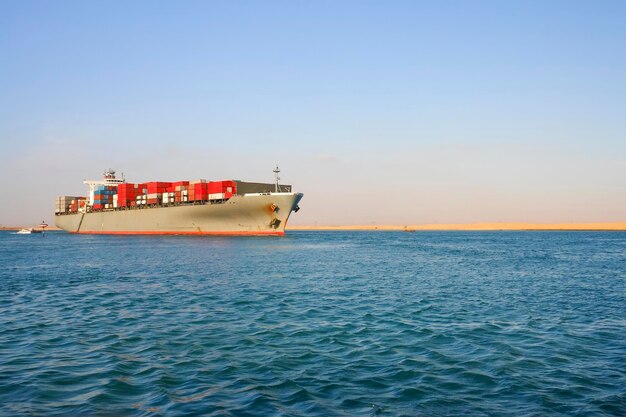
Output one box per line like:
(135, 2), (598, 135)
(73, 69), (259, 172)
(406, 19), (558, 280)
(273, 165), (281, 193)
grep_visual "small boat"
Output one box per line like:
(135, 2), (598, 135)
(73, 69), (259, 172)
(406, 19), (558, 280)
(16, 228), (42, 234)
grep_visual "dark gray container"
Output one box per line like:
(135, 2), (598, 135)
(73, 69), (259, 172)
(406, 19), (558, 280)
(235, 181), (292, 194)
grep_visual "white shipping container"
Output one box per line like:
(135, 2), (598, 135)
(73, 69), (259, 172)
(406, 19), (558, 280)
(209, 193), (225, 200)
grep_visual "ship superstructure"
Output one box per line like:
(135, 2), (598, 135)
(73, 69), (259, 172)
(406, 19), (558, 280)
(84, 168), (126, 207)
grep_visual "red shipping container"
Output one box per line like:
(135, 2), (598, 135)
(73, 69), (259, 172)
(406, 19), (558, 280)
(226, 180), (236, 194)
(146, 182), (172, 193)
(208, 180), (237, 194)
(118, 183), (136, 191)
(207, 182), (220, 194)
(123, 190), (137, 195)
(222, 180), (235, 194)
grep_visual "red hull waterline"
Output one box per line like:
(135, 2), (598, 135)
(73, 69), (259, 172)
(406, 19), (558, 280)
(70, 230), (285, 236)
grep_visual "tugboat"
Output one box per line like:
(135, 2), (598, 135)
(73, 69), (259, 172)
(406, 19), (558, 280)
(16, 221), (47, 235)
(16, 228), (41, 234)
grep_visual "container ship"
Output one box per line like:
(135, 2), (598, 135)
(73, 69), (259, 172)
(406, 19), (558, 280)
(55, 167), (303, 236)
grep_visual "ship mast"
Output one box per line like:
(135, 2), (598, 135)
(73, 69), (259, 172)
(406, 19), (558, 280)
(273, 165), (281, 193)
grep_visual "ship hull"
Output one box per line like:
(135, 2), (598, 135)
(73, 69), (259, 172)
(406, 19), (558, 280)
(55, 193), (303, 236)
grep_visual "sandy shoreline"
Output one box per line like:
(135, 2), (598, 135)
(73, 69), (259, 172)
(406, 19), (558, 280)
(288, 222), (626, 231)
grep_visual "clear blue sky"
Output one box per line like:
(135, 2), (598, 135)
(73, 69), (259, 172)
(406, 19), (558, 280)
(1, 1), (625, 225)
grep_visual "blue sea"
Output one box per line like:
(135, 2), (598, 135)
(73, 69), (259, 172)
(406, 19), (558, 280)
(1, 230), (625, 416)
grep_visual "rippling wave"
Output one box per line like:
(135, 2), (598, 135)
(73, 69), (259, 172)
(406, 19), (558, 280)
(1, 231), (625, 416)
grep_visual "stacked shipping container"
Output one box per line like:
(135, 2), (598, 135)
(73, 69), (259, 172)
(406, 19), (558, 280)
(69, 198), (87, 213)
(208, 180), (236, 200)
(55, 179), (289, 214)
(117, 183), (146, 208)
(56, 196), (81, 214)
(56, 196), (87, 213)
(145, 181), (170, 205)
(168, 181), (189, 204)
(93, 185), (117, 210)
